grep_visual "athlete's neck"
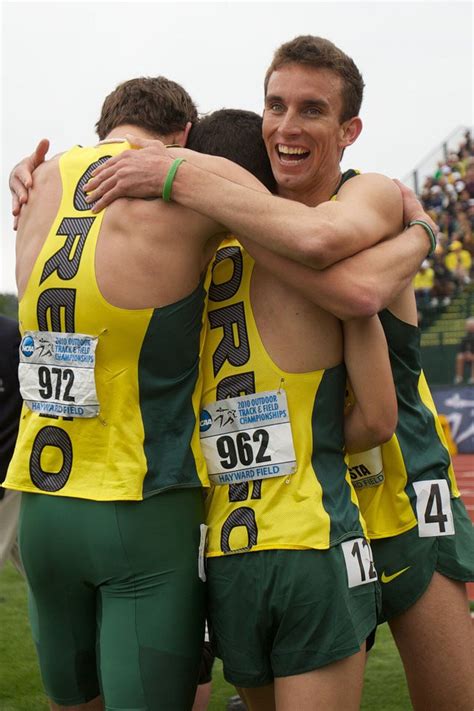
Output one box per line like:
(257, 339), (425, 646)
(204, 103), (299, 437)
(99, 125), (168, 144)
(278, 166), (343, 207)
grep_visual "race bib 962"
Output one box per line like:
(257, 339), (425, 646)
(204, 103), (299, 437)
(200, 390), (297, 485)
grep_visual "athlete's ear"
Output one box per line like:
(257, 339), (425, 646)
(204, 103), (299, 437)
(170, 122), (192, 148)
(182, 121), (193, 146)
(340, 117), (363, 148)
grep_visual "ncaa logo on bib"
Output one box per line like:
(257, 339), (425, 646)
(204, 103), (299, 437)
(21, 335), (35, 357)
(200, 410), (212, 433)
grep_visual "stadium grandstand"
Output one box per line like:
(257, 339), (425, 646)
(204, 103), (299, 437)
(406, 127), (474, 385)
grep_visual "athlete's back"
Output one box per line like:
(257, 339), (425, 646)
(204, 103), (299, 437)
(5, 97), (278, 707)
(10, 140), (211, 498)
(16, 142), (221, 310)
(9, 134), (269, 502)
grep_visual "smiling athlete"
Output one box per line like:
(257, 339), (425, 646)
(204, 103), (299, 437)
(76, 36), (474, 711)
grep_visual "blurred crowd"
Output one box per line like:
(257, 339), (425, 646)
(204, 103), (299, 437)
(413, 129), (474, 315)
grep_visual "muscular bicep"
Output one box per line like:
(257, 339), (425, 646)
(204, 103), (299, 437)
(313, 173), (404, 264)
(240, 238), (378, 320)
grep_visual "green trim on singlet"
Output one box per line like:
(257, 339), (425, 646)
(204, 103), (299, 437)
(379, 309), (452, 504)
(138, 282), (206, 496)
(311, 363), (364, 544)
(335, 169), (360, 193)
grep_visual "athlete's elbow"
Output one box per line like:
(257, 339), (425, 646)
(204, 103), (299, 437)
(359, 277), (385, 316)
(293, 236), (330, 270)
(363, 410), (397, 447)
(375, 418), (397, 445)
(338, 286), (381, 320)
(353, 291), (380, 319)
(298, 220), (339, 269)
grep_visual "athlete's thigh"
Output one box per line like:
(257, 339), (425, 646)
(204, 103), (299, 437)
(270, 547), (377, 678)
(374, 496), (474, 623)
(208, 548), (377, 689)
(238, 684), (276, 711)
(274, 646), (366, 711)
(99, 489), (206, 711)
(372, 527), (438, 622)
(207, 553), (273, 688)
(389, 571), (474, 711)
(49, 697), (104, 711)
(19, 493), (100, 705)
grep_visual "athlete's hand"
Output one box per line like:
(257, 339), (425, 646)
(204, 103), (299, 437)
(84, 135), (174, 213)
(10, 138), (50, 230)
(393, 179), (437, 234)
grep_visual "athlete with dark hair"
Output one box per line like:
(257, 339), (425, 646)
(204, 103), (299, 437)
(9, 51), (460, 708)
(77, 36), (473, 711)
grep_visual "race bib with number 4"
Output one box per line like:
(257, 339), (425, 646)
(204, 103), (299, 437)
(413, 479), (455, 537)
(19, 330), (99, 418)
(200, 390), (297, 485)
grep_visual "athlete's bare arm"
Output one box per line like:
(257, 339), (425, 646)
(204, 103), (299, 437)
(240, 180), (434, 319)
(10, 139), (50, 230)
(16, 157), (61, 297)
(14, 141), (268, 311)
(10, 138), (268, 227)
(342, 316), (397, 453)
(10, 144), (432, 319)
(82, 137), (404, 269)
(79, 141), (435, 329)
(94, 149), (267, 309)
(240, 225), (430, 320)
(15, 153), (224, 310)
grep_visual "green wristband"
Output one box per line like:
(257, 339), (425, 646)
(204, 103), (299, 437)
(162, 158), (186, 202)
(407, 219), (438, 256)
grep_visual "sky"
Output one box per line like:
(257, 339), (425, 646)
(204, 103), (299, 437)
(1, 0), (472, 293)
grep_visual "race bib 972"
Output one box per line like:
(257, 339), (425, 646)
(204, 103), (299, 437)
(19, 330), (99, 418)
(200, 390), (297, 485)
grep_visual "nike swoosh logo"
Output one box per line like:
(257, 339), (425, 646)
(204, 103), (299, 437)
(381, 566), (411, 583)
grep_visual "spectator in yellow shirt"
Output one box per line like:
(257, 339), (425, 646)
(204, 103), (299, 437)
(413, 259), (435, 308)
(445, 239), (472, 284)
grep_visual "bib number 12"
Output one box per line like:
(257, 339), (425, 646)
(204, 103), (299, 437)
(341, 538), (378, 588)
